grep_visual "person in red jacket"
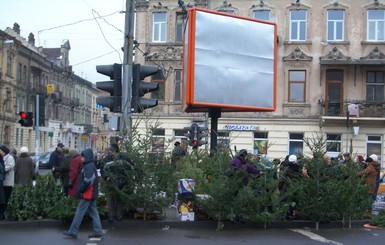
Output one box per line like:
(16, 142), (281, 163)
(68, 150), (83, 197)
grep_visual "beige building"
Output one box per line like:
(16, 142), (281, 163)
(0, 23), (110, 154)
(132, 0), (385, 165)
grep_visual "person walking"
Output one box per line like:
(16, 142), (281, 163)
(14, 147), (35, 185)
(62, 149), (103, 239)
(0, 145), (15, 220)
(68, 149), (83, 197)
(49, 143), (65, 181)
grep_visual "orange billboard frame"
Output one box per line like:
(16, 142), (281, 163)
(182, 8), (277, 113)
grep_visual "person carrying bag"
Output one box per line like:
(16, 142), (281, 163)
(62, 149), (103, 239)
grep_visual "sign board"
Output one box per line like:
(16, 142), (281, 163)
(182, 8), (277, 112)
(47, 84), (54, 94)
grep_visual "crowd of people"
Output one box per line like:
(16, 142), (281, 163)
(228, 149), (383, 219)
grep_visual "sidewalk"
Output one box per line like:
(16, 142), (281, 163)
(0, 207), (370, 230)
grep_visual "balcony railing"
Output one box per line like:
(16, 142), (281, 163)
(322, 100), (385, 118)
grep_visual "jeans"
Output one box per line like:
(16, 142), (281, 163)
(68, 199), (103, 235)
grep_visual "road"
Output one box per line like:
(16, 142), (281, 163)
(1, 220), (385, 245)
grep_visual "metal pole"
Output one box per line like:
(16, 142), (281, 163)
(35, 95), (39, 169)
(121, 0), (135, 136)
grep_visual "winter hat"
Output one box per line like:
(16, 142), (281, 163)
(357, 155), (364, 163)
(288, 154), (297, 163)
(0, 145), (10, 155)
(20, 147), (29, 153)
(370, 154), (378, 162)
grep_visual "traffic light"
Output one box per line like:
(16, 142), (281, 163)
(19, 111), (33, 127)
(131, 63), (160, 113)
(190, 123), (199, 147)
(96, 63), (122, 113)
(197, 126), (208, 146)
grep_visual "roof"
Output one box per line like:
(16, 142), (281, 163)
(42, 48), (61, 62)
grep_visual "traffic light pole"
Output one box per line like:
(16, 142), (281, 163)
(35, 95), (40, 167)
(121, 0), (135, 135)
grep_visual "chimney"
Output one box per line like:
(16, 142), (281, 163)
(13, 23), (20, 34)
(28, 33), (35, 46)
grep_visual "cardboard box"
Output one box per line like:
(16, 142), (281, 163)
(179, 212), (195, 221)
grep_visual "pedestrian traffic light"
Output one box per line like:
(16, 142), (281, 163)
(197, 126), (208, 146)
(96, 63), (122, 113)
(19, 111), (33, 127)
(131, 63), (159, 113)
(190, 123), (199, 147)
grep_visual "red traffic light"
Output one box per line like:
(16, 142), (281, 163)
(18, 111), (33, 127)
(19, 111), (28, 119)
(193, 140), (198, 146)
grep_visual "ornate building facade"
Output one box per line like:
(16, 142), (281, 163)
(0, 23), (109, 154)
(133, 0), (385, 165)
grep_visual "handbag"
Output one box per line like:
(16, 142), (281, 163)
(82, 184), (94, 200)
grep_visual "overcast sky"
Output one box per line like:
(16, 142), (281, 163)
(0, 0), (126, 83)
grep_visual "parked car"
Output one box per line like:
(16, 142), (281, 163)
(38, 152), (52, 169)
(30, 152), (49, 170)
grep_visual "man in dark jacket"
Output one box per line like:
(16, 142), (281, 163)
(63, 148), (103, 239)
(49, 143), (65, 180)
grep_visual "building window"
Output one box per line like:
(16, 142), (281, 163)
(327, 9), (344, 41)
(368, 9), (385, 41)
(289, 133), (303, 155)
(367, 135), (382, 163)
(289, 70), (306, 102)
(6, 55), (12, 76)
(15, 128), (19, 146)
(174, 129), (188, 152)
(23, 65), (27, 83)
(5, 89), (11, 111)
(217, 131), (230, 149)
(326, 133), (341, 158)
(152, 129), (165, 153)
(253, 10), (270, 21)
(175, 13), (185, 43)
(153, 12), (167, 43)
(290, 9), (307, 41)
(174, 70), (182, 102)
(20, 128), (23, 146)
(253, 132), (268, 155)
(17, 63), (22, 82)
(366, 71), (384, 102)
(218, 10), (235, 15)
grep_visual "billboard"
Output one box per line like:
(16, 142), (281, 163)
(182, 8), (277, 112)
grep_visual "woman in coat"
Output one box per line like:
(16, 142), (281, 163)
(15, 147), (35, 185)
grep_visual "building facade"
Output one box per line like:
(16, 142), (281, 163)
(0, 23), (110, 154)
(133, 0), (385, 165)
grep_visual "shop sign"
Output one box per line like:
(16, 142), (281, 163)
(224, 124), (258, 131)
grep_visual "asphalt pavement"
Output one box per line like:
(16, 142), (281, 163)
(0, 207), (370, 231)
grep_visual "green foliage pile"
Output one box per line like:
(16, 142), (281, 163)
(7, 174), (107, 223)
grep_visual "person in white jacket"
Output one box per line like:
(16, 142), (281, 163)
(0, 145), (15, 219)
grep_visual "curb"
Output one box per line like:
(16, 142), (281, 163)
(0, 217), (369, 230)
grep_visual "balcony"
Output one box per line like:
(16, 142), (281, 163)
(321, 100), (385, 126)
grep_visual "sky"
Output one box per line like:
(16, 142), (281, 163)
(0, 0), (127, 83)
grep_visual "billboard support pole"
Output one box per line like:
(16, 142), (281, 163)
(209, 108), (221, 151)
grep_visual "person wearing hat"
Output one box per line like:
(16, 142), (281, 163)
(0, 145), (15, 220)
(171, 141), (186, 167)
(358, 157), (381, 207)
(49, 143), (65, 180)
(14, 147), (35, 186)
(229, 149), (260, 185)
(369, 154), (381, 200)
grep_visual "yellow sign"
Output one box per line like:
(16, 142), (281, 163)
(81, 134), (88, 141)
(47, 84), (54, 94)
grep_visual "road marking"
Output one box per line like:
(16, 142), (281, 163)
(290, 229), (343, 245)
